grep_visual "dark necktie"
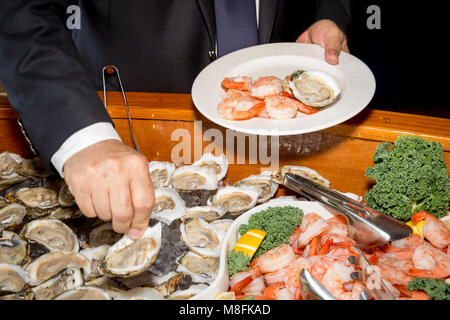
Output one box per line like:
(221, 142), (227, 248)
(214, 0), (258, 57)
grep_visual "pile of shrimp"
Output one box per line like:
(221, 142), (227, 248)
(218, 76), (318, 121)
(228, 210), (450, 300)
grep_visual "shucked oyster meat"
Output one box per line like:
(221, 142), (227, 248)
(6, 187), (59, 216)
(184, 205), (227, 222)
(171, 165), (218, 191)
(31, 266), (83, 300)
(176, 251), (219, 284)
(0, 203), (26, 231)
(288, 70), (341, 107)
(180, 218), (225, 258)
(22, 218), (79, 253)
(53, 285), (112, 300)
(100, 222), (162, 277)
(0, 263), (30, 293)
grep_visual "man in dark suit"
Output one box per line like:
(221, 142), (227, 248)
(0, 1), (350, 238)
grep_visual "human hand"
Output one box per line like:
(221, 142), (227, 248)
(64, 139), (154, 239)
(296, 19), (349, 65)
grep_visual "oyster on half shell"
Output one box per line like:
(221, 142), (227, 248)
(88, 222), (123, 247)
(168, 283), (209, 300)
(171, 165), (218, 191)
(79, 244), (110, 280)
(288, 70), (341, 108)
(100, 222), (162, 277)
(176, 251), (219, 284)
(193, 153), (228, 181)
(6, 187), (59, 216)
(53, 285), (112, 300)
(271, 165), (330, 187)
(0, 203), (26, 231)
(0, 263), (30, 293)
(207, 186), (260, 214)
(148, 161), (176, 188)
(184, 205), (227, 222)
(234, 171), (278, 203)
(32, 266), (83, 300)
(0, 231), (27, 265)
(180, 218), (225, 258)
(22, 218), (79, 253)
(151, 187), (186, 225)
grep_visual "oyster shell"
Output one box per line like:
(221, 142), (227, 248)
(49, 207), (82, 220)
(6, 187), (59, 216)
(193, 153), (229, 181)
(25, 251), (90, 286)
(271, 165), (330, 187)
(53, 285), (112, 300)
(288, 70), (341, 107)
(79, 244), (110, 280)
(88, 222), (123, 247)
(151, 187), (186, 225)
(207, 186), (260, 214)
(15, 157), (49, 178)
(100, 222), (162, 277)
(0, 231), (27, 265)
(32, 266), (83, 300)
(0, 203), (26, 231)
(180, 218), (225, 258)
(234, 171), (278, 203)
(22, 218), (79, 252)
(209, 219), (234, 234)
(0, 152), (23, 179)
(57, 183), (75, 207)
(184, 205), (227, 222)
(0, 263), (30, 293)
(115, 287), (165, 300)
(176, 251), (219, 284)
(171, 165), (218, 191)
(167, 283), (209, 300)
(148, 161), (176, 188)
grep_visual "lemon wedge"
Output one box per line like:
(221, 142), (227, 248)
(233, 229), (266, 259)
(214, 292), (236, 300)
(406, 220), (426, 237)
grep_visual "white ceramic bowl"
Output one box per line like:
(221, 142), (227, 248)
(193, 198), (334, 299)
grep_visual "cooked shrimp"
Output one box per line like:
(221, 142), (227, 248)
(263, 266), (290, 285)
(241, 276), (265, 296)
(250, 76), (283, 99)
(411, 211), (450, 249)
(263, 95), (299, 120)
(411, 244), (450, 278)
(309, 255), (342, 282)
(257, 243), (295, 273)
(256, 106), (270, 119)
(285, 257), (310, 295)
(326, 217), (348, 238)
(217, 97), (265, 120)
(296, 100), (318, 115)
(297, 217), (328, 248)
(389, 234), (425, 251)
(225, 88), (251, 99)
(377, 264), (412, 286)
(321, 262), (364, 300)
(221, 76), (252, 91)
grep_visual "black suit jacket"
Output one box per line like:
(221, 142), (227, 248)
(0, 0), (350, 170)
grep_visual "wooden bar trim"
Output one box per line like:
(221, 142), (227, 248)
(1, 92), (449, 150)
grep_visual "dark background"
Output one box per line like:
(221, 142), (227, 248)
(346, 1), (449, 118)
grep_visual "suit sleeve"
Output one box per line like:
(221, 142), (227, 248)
(0, 0), (114, 170)
(316, 0), (351, 31)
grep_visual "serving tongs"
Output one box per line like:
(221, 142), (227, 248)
(282, 173), (412, 248)
(102, 65), (141, 152)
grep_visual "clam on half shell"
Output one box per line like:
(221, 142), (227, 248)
(193, 153), (229, 181)
(170, 165), (218, 191)
(288, 70), (341, 108)
(22, 219), (79, 253)
(100, 222), (162, 277)
(180, 218), (225, 258)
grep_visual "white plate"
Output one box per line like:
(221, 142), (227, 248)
(193, 199), (334, 300)
(191, 43), (376, 136)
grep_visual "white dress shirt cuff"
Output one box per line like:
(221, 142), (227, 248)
(51, 122), (122, 178)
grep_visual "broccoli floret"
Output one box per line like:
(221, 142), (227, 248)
(239, 206), (303, 257)
(365, 135), (450, 221)
(227, 250), (251, 277)
(408, 277), (450, 300)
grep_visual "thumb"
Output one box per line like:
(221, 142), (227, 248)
(323, 33), (343, 65)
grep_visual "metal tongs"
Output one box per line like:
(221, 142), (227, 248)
(102, 65), (141, 152)
(283, 173), (412, 248)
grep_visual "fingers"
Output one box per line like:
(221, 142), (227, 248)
(296, 29), (312, 44)
(109, 182), (134, 234)
(323, 32), (343, 65)
(128, 173), (154, 239)
(73, 191), (97, 219)
(92, 189), (112, 221)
